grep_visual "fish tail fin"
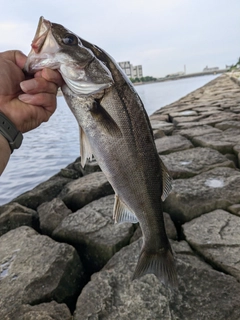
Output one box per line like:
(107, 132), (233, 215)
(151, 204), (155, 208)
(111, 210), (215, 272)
(132, 243), (178, 289)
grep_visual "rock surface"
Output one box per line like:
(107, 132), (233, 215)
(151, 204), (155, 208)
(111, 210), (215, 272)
(58, 171), (114, 211)
(161, 147), (235, 179)
(73, 238), (240, 320)
(0, 202), (37, 236)
(1, 74), (240, 318)
(164, 167), (240, 222)
(53, 195), (134, 274)
(38, 198), (72, 236)
(5, 301), (72, 320)
(155, 134), (193, 154)
(183, 209), (240, 280)
(0, 226), (84, 318)
(11, 175), (72, 210)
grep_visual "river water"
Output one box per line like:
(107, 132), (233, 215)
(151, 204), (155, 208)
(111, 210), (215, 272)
(0, 74), (219, 205)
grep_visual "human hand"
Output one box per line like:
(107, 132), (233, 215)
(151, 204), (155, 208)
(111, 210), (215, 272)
(0, 50), (63, 133)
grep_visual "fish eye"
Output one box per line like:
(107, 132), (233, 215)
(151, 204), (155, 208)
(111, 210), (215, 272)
(62, 34), (78, 46)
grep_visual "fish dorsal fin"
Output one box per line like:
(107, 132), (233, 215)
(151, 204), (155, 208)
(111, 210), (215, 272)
(113, 195), (139, 224)
(159, 158), (172, 201)
(90, 100), (122, 138)
(80, 126), (93, 167)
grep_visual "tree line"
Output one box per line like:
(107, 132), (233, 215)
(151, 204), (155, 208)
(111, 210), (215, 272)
(130, 76), (157, 83)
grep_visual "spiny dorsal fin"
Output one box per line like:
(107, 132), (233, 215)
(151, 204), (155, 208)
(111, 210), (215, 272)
(90, 100), (122, 138)
(159, 158), (172, 201)
(80, 126), (94, 168)
(113, 195), (139, 224)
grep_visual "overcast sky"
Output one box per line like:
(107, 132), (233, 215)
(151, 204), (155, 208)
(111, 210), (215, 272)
(0, 0), (239, 77)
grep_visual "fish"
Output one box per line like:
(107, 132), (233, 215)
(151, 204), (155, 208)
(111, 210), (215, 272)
(24, 16), (178, 289)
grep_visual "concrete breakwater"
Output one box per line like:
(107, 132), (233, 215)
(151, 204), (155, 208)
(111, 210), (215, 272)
(1, 74), (240, 319)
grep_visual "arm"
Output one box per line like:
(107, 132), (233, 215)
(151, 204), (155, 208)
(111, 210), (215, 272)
(0, 50), (63, 175)
(0, 135), (11, 175)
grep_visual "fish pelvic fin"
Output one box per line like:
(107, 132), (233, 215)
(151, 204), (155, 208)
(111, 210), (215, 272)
(90, 100), (122, 138)
(113, 195), (139, 224)
(80, 126), (94, 167)
(160, 158), (173, 201)
(132, 243), (178, 290)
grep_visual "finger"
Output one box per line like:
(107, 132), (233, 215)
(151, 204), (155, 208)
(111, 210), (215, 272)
(0, 50), (27, 69)
(20, 77), (58, 95)
(18, 92), (57, 115)
(41, 68), (64, 87)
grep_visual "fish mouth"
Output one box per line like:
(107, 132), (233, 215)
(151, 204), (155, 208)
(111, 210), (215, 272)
(31, 16), (51, 53)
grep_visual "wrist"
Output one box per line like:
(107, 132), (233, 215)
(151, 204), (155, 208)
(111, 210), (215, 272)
(0, 112), (23, 153)
(0, 134), (11, 175)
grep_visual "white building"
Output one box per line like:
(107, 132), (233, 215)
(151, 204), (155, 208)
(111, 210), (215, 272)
(118, 61), (143, 78)
(203, 66), (219, 72)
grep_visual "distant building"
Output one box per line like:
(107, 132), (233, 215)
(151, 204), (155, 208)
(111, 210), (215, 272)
(203, 66), (219, 72)
(118, 61), (143, 78)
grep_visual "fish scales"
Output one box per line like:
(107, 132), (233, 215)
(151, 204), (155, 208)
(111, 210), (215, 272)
(24, 17), (178, 289)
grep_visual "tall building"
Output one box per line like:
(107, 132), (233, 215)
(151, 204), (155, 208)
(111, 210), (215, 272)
(118, 61), (143, 78)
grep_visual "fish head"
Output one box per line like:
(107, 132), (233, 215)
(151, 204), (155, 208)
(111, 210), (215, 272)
(25, 16), (113, 95)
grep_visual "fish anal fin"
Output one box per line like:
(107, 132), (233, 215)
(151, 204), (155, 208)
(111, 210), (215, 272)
(90, 100), (122, 138)
(159, 157), (173, 201)
(132, 243), (178, 290)
(113, 195), (138, 224)
(80, 126), (94, 168)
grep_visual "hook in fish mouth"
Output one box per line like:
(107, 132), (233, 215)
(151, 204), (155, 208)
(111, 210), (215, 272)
(31, 16), (51, 53)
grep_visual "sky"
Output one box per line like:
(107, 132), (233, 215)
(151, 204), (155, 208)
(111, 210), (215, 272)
(0, 0), (239, 77)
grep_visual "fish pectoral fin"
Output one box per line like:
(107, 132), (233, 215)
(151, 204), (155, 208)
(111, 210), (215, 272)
(160, 158), (173, 201)
(80, 126), (94, 167)
(132, 242), (178, 290)
(113, 195), (139, 224)
(90, 100), (122, 138)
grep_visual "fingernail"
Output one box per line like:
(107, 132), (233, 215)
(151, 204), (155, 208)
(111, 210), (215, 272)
(20, 79), (37, 92)
(18, 94), (32, 102)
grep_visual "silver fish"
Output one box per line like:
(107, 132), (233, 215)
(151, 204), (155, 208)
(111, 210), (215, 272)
(25, 17), (177, 288)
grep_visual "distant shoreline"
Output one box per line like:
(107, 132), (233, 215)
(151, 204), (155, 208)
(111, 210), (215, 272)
(57, 71), (226, 95)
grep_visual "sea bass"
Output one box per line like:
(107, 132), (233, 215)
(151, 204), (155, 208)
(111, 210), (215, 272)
(25, 17), (177, 288)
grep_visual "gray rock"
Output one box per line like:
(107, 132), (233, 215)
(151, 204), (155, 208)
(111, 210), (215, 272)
(183, 209), (240, 281)
(173, 125), (221, 140)
(163, 167), (240, 222)
(149, 114), (169, 122)
(58, 171), (114, 211)
(73, 158), (102, 176)
(192, 132), (233, 154)
(73, 238), (240, 320)
(192, 106), (223, 113)
(150, 120), (174, 135)
(228, 204), (240, 216)
(155, 135), (193, 155)
(198, 112), (240, 126)
(5, 301), (72, 320)
(38, 198), (72, 236)
(161, 147), (234, 179)
(11, 175), (72, 210)
(233, 144), (240, 167)
(53, 195), (134, 274)
(0, 226), (84, 318)
(169, 110), (198, 117)
(0, 202), (37, 236)
(192, 128), (240, 154)
(171, 114), (206, 125)
(171, 240), (212, 270)
(215, 120), (240, 131)
(60, 168), (81, 179)
(130, 212), (177, 243)
(153, 129), (166, 139)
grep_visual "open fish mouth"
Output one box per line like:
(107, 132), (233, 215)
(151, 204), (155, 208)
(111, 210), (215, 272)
(31, 16), (51, 53)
